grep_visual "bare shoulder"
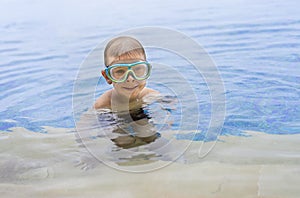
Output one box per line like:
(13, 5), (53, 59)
(94, 90), (112, 109)
(141, 87), (160, 97)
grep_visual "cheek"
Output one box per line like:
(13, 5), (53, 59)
(137, 82), (146, 90)
(138, 80), (146, 87)
(112, 83), (121, 91)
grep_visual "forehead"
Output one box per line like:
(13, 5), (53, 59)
(107, 56), (145, 66)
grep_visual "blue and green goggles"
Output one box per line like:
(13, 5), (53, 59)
(105, 61), (151, 83)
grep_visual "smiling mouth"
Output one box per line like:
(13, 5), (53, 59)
(122, 86), (138, 91)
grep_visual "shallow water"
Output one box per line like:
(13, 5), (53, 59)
(1, 128), (300, 197)
(1, 0), (300, 197)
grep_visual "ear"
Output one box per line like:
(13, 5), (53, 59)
(101, 70), (112, 84)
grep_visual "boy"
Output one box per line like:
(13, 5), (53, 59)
(94, 36), (160, 148)
(94, 36), (159, 111)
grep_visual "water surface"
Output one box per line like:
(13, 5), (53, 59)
(1, 0), (300, 197)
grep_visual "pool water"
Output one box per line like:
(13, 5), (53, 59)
(1, 0), (300, 197)
(1, 0), (299, 136)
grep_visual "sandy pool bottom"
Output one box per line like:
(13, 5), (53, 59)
(0, 127), (299, 198)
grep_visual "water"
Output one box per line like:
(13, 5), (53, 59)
(1, 0), (299, 136)
(1, 0), (300, 197)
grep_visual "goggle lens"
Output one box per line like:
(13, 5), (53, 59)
(106, 62), (151, 82)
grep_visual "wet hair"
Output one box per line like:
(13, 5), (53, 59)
(104, 36), (146, 66)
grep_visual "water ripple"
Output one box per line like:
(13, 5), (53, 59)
(0, 0), (299, 136)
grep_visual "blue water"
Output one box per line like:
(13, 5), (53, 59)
(1, 0), (299, 137)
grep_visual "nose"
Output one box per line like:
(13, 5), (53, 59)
(126, 71), (135, 82)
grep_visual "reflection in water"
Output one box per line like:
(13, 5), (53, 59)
(109, 108), (160, 149)
(76, 95), (179, 165)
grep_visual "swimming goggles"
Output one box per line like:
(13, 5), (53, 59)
(105, 61), (151, 83)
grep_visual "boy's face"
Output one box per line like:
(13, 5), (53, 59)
(103, 57), (147, 100)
